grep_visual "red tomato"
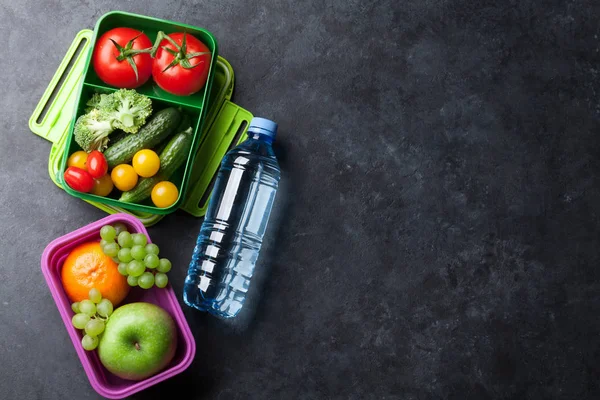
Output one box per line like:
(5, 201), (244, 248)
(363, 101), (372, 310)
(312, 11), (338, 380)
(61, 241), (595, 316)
(64, 167), (94, 193)
(86, 150), (108, 178)
(152, 32), (211, 96)
(92, 27), (153, 88)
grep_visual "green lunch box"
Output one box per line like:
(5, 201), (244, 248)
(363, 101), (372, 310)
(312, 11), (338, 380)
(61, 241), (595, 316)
(29, 11), (253, 226)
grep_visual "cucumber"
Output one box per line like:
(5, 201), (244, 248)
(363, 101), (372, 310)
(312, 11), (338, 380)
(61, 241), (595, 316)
(104, 107), (181, 169)
(119, 123), (195, 204)
(154, 114), (191, 155)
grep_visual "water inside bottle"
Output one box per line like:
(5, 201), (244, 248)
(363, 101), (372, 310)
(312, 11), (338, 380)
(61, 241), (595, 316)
(184, 119), (280, 318)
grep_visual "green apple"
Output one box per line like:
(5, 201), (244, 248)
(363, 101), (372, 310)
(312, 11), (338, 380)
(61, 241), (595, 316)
(98, 302), (178, 380)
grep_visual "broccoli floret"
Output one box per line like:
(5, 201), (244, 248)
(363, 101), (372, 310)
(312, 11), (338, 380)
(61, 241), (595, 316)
(73, 109), (115, 152)
(97, 89), (152, 134)
(85, 93), (114, 113)
(73, 89), (152, 151)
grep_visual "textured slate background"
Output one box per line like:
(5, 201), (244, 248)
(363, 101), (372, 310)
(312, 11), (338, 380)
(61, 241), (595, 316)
(1, 0), (600, 399)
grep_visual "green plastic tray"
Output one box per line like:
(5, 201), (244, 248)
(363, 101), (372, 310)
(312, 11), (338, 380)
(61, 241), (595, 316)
(30, 19), (253, 225)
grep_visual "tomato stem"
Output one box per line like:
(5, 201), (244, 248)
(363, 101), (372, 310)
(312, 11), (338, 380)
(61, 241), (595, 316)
(149, 31), (211, 71)
(109, 34), (152, 83)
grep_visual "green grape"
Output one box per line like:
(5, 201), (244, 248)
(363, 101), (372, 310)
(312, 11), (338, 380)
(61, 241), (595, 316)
(111, 256), (121, 264)
(117, 231), (134, 248)
(157, 258), (172, 273)
(127, 260), (146, 277)
(145, 243), (160, 256)
(85, 319), (105, 336)
(138, 272), (155, 289)
(103, 242), (120, 258)
(100, 225), (116, 242)
(127, 275), (139, 287)
(132, 233), (148, 246)
(113, 223), (128, 235)
(97, 299), (113, 318)
(118, 248), (133, 263)
(82, 335), (98, 351)
(154, 273), (169, 288)
(131, 245), (146, 261)
(79, 300), (96, 317)
(71, 302), (80, 313)
(72, 313), (91, 329)
(118, 262), (129, 276)
(99, 239), (111, 248)
(88, 288), (102, 304)
(144, 254), (160, 269)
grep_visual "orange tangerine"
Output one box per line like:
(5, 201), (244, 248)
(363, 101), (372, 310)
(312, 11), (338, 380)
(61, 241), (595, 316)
(61, 241), (129, 306)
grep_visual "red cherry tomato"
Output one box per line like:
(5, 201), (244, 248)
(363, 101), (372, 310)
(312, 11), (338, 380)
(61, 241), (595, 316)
(86, 150), (108, 179)
(92, 27), (153, 89)
(64, 167), (94, 193)
(152, 32), (211, 96)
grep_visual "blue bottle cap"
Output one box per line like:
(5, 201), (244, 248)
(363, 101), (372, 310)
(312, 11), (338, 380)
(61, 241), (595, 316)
(248, 117), (277, 140)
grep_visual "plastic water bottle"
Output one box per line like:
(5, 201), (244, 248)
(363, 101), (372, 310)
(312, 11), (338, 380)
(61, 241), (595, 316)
(183, 117), (281, 318)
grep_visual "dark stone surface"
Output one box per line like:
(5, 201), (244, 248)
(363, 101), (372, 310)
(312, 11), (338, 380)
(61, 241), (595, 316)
(1, 0), (600, 399)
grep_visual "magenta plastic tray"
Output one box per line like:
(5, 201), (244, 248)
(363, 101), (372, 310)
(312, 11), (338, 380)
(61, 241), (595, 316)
(41, 213), (196, 399)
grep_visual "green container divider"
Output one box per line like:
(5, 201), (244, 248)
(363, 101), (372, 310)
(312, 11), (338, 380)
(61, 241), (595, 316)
(30, 24), (253, 226)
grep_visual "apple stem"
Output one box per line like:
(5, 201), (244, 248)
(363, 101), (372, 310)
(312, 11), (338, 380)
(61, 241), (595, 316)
(134, 342), (141, 351)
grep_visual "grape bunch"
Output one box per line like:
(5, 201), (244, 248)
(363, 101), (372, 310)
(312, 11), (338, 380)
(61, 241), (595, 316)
(99, 223), (172, 289)
(71, 288), (113, 351)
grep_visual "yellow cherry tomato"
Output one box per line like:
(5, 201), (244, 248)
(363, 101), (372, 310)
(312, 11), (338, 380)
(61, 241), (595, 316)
(90, 174), (114, 197)
(132, 149), (161, 177)
(111, 164), (138, 191)
(67, 151), (88, 170)
(151, 181), (179, 208)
